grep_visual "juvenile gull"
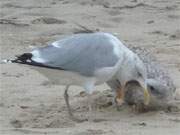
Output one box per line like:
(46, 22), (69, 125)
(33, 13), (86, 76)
(4, 32), (150, 121)
(108, 46), (176, 111)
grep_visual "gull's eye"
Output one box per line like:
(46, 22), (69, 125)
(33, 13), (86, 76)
(149, 85), (160, 95)
(150, 86), (155, 91)
(137, 72), (142, 77)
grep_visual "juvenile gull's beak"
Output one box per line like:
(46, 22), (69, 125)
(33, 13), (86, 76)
(139, 80), (150, 105)
(143, 88), (150, 105)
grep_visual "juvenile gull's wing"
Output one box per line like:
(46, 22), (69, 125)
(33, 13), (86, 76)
(31, 33), (120, 76)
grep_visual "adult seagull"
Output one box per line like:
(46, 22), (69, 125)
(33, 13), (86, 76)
(4, 32), (150, 121)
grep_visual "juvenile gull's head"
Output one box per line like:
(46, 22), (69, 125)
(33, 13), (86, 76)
(125, 79), (175, 111)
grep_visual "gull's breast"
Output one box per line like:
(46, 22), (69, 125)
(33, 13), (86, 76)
(30, 66), (93, 86)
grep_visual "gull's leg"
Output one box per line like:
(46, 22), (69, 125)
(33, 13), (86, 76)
(64, 85), (86, 122)
(64, 85), (73, 117)
(87, 93), (94, 122)
(84, 81), (96, 122)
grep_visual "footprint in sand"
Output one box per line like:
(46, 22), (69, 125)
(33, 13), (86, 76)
(0, 19), (29, 27)
(106, 9), (122, 16)
(147, 20), (154, 24)
(45, 119), (75, 128)
(78, 0), (110, 8)
(148, 30), (168, 36)
(168, 15), (180, 19)
(110, 16), (123, 23)
(169, 30), (180, 40)
(2, 3), (22, 8)
(74, 129), (106, 135)
(2, 3), (49, 9)
(97, 21), (114, 28)
(10, 119), (23, 128)
(31, 17), (67, 24)
(2, 72), (24, 78)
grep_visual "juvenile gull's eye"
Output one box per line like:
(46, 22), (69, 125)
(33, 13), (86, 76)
(150, 86), (155, 91)
(137, 72), (142, 77)
(149, 85), (161, 95)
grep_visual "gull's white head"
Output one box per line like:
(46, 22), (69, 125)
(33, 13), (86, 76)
(116, 52), (150, 105)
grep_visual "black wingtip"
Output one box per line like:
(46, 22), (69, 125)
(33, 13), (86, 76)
(12, 53), (33, 63)
(10, 53), (65, 70)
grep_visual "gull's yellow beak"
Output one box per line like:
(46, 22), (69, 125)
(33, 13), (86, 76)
(143, 88), (150, 105)
(138, 79), (150, 105)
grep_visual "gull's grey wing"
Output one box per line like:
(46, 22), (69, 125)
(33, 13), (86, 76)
(31, 33), (119, 76)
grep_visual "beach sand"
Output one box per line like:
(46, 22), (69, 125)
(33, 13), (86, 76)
(0, 0), (180, 134)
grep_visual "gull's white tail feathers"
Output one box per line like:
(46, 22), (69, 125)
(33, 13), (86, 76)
(1, 53), (32, 65)
(1, 59), (13, 64)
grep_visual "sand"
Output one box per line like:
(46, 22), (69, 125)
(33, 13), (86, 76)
(0, 0), (180, 135)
